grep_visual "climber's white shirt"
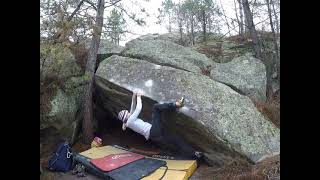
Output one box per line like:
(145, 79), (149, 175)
(125, 96), (152, 140)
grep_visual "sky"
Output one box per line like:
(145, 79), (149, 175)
(117, 0), (235, 46)
(115, 0), (276, 46)
(40, 0), (278, 46)
(115, 0), (278, 46)
(118, 0), (168, 46)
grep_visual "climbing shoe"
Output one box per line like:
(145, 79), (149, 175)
(72, 164), (82, 175)
(72, 164), (86, 177)
(77, 172), (86, 177)
(177, 97), (185, 107)
(194, 151), (214, 167)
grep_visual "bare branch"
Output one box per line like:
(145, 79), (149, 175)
(105, 0), (122, 8)
(219, 16), (270, 38)
(67, 0), (84, 22)
(112, 3), (136, 22)
(84, 0), (97, 11)
(219, 0), (233, 36)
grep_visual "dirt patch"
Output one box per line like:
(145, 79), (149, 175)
(41, 127), (279, 180)
(196, 45), (223, 59)
(191, 155), (279, 180)
(251, 93), (280, 128)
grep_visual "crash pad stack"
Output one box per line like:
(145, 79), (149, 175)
(75, 145), (197, 180)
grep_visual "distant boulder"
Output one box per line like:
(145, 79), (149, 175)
(210, 54), (267, 102)
(135, 33), (191, 46)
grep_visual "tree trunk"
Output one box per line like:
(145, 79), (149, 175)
(191, 16), (195, 45)
(240, 0), (249, 36)
(271, 0), (280, 82)
(234, 0), (241, 35)
(186, 18), (190, 35)
(237, 0), (244, 36)
(267, 0), (280, 83)
(179, 21), (183, 44)
(208, 13), (212, 33)
(168, 13), (172, 33)
(178, 5), (183, 44)
(272, 0), (280, 83)
(82, 0), (105, 144)
(266, 0), (279, 76)
(201, 9), (206, 42)
(271, 0), (279, 34)
(186, 17), (190, 44)
(242, 0), (261, 59)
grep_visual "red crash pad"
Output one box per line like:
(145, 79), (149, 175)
(90, 152), (144, 172)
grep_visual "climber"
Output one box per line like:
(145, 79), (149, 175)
(118, 90), (211, 165)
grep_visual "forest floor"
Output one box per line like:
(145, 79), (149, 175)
(40, 128), (279, 180)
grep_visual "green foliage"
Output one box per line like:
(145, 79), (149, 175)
(182, 0), (197, 15)
(105, 8), (126, 45)
(41, 0), (147, 46)
(157, 0), (221, 38)
(41, 0), (97, 44)
(158, 0), (175, 31)
(162, 0), (174, 12)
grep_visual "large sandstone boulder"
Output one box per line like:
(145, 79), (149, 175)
(40, 43), (82, 81)
(121, 37), (266, 102)
(122, 39), (214, 73)
(95, 55), (280, 166)
(133, 33), (191, 46)
(158, 33), (191, 46)
(211, 54), (267, 102)
(97, 40), (124, 62)
(40, 76), (86, 140)
(193, 38), (255, 63)
(40, 44), (86, 139)
(40, 84), (83, 137)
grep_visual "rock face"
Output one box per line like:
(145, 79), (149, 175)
(121, 37), (266, 102)
(40, 44), (82, 80)
(95, 55), (280, 166)
(193, 38), (255, 63)
(40, 45), (86, 139)
(97, 40), (124, 62)
(40, 85), (83, 137)
(133, 33), (191, 46)
(211, 54), (267, 102)
(122, 39), (213, 73)
(158, 33), (191, 46)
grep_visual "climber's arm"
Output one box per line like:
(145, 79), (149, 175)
(127, 95), (142, 125)
(130, 92), (137, 114)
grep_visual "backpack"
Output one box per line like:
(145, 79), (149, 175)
(48, 142), (73, 172)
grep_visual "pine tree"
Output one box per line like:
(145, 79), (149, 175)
(106, 8), (126, 45)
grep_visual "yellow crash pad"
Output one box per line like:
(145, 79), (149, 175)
(142, 168), (186, 180)
(80, 145), (197, 180)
